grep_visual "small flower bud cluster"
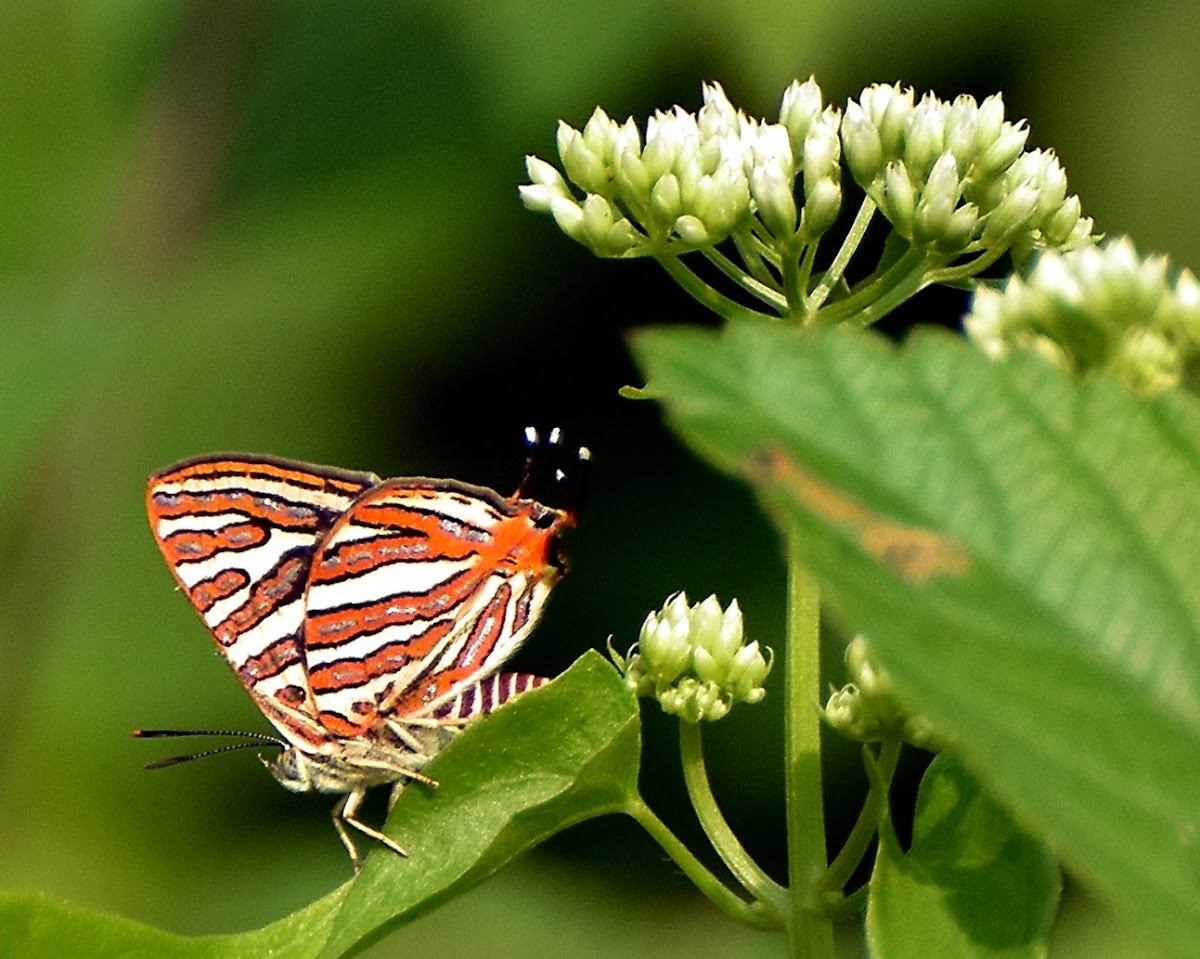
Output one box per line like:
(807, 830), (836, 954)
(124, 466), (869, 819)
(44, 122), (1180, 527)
(824, 636), (939, 748)
(778, 78), (843, 242)
(609, 592), (772, 722)
(841, 84), (1092, 257)
(521, 80), (846, 257)
(964, 237), (1200, 396)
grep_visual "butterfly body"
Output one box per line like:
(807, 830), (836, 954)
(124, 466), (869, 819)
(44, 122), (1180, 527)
(143, 440), (582, 867)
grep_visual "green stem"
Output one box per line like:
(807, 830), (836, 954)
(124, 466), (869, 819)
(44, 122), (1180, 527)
(805, 196), (876, 312)
(699, 246), (789, 313)
(679, 721), (789, 913)
(795, 241), (820, 321)
(825, 885), (868, 921)
(655, 255), (775, 322)
(780, 239), (805, 322)
(732, 230), (780, 290)
(784, 534), (834, 959)
(924, 242), (1010, 286)
(815, 246), (927, 325)
(818, 737), (902, 898)
(625, 796), (784, 931)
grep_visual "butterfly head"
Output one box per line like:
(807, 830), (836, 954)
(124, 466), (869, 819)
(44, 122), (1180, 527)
(264, 746), (367, 795)
(514, 426), (591, 523)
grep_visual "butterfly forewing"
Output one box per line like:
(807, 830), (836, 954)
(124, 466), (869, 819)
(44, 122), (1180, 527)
(145, 455), (380, 742)
(299, 478), (570, 737)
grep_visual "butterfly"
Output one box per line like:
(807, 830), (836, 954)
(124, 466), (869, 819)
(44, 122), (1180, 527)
(136, 428), (588, 869)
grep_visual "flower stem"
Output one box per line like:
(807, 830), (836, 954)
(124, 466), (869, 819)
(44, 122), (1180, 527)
(795, 241), (820, 321)
(733, 229), (781, 289)
(815, 246), (927, 325)
(843, 256), (942, 327)
(679, 721), (789, 912)
(655, 255), (775, 323)
(805, 196), (876, 313)
(818, 737), (902, 898)
(924, 243), (1009, 286)
(625, 795), (784, 930)
(781, 239), (805, 322)
(784, 533), (834, 959)
(699, 246), (789, 313)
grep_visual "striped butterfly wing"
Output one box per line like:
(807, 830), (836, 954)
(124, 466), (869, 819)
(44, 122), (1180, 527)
(427, 671), (550, 722)
(146, 454), (380, 743)
(300, 478), (572, 738)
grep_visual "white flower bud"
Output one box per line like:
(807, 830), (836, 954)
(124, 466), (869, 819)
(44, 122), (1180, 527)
(1042, 194), (1083, 246)
(548, 194), (585, 239)
(615, 149), (651, 202)
(751, 165), (798, 239)
(975, 119), (1029, 178)
(518, 183), (561, 215)
(801, 177), (842, 241)
(581, 107), (620, 161)
(751, 124), (795, 180)
(802, 109), (842, 191)
(964, 236), (1200, 396)
(562, 132), (610, 195)
(944, 94), (980, 168)
(880, 161), (916, 238)
(904, 93), (947, 181)
(650, 172), (683, 224)
(673, 214), (710, 245)
(780, 76), (825, 156)
(525, 154), (570, 191)
(980, 181), (1040, 248)
(972, 94), (1007, 156)
(610, 593), (771, 722)
(841, 100), (884, 189)
(700, 81), (739, 134)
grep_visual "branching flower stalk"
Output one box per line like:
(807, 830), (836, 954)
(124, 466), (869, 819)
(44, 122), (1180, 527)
(611, 594), (791, 928)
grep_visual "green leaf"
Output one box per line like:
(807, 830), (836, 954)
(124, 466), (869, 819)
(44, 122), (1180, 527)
(0, 652), (639, 958)
(867, 754), (1060, 959)
(318, 650), (641, 957)
(629, 320), (1200, 959)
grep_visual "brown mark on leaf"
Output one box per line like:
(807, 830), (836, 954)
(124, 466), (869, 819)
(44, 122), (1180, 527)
(744, 446), (970, 585)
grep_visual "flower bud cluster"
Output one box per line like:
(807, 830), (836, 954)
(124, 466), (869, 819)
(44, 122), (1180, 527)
(824, 636), (939, 748)
(610, 592), (772, 722)
(841, 84), (1093, 257)
(964, 237), (1200, 395)
(778, 77), (844, 242)
(521, 80), (846, 257)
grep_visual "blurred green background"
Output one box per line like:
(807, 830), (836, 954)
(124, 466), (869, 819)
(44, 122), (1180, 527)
(2, 2), (1196, 956)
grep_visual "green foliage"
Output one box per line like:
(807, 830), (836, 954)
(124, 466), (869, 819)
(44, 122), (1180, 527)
(0, 654), (640, 958)
(630, 320), (1200, 958)
(867, 754), (1059, 958)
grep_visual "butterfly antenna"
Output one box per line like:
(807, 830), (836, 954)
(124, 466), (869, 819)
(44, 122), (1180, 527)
(552, 440), (592, 520)
(132, 728), (286, 770)
(514, 426), (541, 499)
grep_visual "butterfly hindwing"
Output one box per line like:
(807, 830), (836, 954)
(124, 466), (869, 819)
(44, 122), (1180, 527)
(146, 454), (380, 739)
(299, 478), (568, 737)
(426, 672), (550, 723)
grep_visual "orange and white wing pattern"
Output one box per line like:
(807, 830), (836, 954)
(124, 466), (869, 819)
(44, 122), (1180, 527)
(145, 454), (379, 745)
(143, 432), (588, 866)
(300, 477), (574, 737)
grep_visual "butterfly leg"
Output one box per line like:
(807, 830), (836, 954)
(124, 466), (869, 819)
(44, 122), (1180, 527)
(333, 788), (409, 871)
(382, 759), (444, 815)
